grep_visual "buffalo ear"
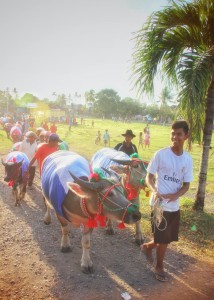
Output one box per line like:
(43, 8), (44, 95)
(1, 159), (6, 166)
(67, 182), (90, 198)
(110, 164), (127, 174)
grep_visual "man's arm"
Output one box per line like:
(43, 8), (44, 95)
(28, 156), (37, 169)
(161, 182), (190, 202)
(28, 147), (39, 169)
(146, 173), (162, 200)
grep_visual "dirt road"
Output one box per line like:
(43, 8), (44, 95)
(0, 163), (213, 300)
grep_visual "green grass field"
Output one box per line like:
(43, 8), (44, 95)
(1, 118), (214, 259)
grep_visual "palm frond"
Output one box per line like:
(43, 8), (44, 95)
(132, 0), (214, 97)
(176, 50), (213, 143)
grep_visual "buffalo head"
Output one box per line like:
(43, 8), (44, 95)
(110, 158), (147, 188)
(67, 171), (141, 225)
(2, 158), (23, 182)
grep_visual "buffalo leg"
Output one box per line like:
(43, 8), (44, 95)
(43, 198), (52, 225)
(81, 227), (93, 274)
(56, 214), (71, 252)
(105, 218), (115, 235)
(12, 188), (20, 206)
(135, 220), (144, 245)
(134, 197), (144, 245)
(19, 184), (26, 203)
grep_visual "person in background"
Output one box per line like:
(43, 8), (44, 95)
(141, 120), (193, 282)
(37, 131), (47, 145)
(143, 127), (150, 149)
(50, 122), (57, 133)
(95, 130), (101, 145)
(138, 132), (143, 150)
(103, 129), (110, 147)
(36, 127), (45, 137)
(19, 131), (38, 188)
(115, 129), (137, 156)
(28, 121), (37, 133)
(28, 133), (62, 175)
(69, 116), (72, 131)
(43, 121), (49, 131)
(44, 131), (51, 143)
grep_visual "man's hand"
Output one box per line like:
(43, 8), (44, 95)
(153, 189), (162, 201)
(161, 193), (177, 202)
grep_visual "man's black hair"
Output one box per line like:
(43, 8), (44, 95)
(172, 120), (189, 135)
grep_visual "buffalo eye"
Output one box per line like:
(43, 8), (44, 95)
(132, 164), (138, 168)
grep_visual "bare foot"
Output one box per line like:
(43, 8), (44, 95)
(140, 244), (153, 265)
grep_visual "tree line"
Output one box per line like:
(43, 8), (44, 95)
(0, 87), (177, 124)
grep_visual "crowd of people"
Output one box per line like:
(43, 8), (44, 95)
(1, 114), (193, 283)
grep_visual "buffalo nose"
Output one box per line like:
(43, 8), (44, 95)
(4, 177), (9, 182)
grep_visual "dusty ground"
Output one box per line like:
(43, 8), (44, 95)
(0, 162), (214, 300)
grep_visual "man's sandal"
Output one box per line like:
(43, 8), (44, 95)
(154, 271), (168, 282)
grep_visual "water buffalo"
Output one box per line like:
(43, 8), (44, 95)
(41, 151), (141, 273)
(2, 151), (29, 206)
(91, 148), (148, 244)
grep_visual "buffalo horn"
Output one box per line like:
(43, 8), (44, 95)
(101, 167), (120, 180)
(111, 158), (132, 165)
(68, 171), (105, 191)
(1, 158), (6, 166)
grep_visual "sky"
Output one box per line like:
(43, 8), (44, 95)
(0, 0), (170, 104)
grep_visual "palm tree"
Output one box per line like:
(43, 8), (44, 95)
(158, 86), (174, 107)
(132, 0), (214, 211)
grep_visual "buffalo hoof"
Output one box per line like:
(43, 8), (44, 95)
(44, 220), (51, 225)
(105, 228), (115, 235)
(135, 238), (144, 245)
(61, 246), (71, 253)
(81, 265), (94, 274)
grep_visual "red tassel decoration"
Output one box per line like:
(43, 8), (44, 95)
(96, 214), (106, 227)
(8, 181), (14, 187)
(125, 183), (139, 200)
(87, 217), (98, 228)
(118, 222), (126, 229)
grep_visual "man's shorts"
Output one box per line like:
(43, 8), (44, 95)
(151, 210), (180, 244)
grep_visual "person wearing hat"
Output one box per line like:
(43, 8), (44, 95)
(37, 131), (47, 145)
(19, 131), (38, 187)
(28, 133), (62, 175)
(114, 129), (138, 156)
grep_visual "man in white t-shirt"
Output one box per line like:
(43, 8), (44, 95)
(141, 120), (193, 282)
(19, 131), (38, 188)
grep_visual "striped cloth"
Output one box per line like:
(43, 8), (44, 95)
(91, 148), (131, 177)
(6, 151), (29, 176)
(41, 151), (91, 218)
